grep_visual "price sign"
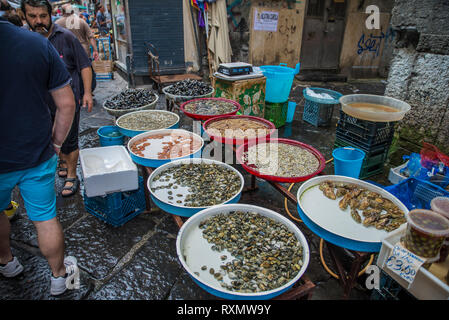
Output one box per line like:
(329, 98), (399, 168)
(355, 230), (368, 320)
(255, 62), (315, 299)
(385, 242), (426, 284)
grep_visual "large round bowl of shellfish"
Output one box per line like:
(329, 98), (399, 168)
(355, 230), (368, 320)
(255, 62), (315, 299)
(176, 203), (310, 300)
(127, 129), (204, 168)
(203, 115), (276, 145)
(236, 138), (326, 183)
(103, 88), (159, 117)
(147, 158), (244, 217)
(162, 79), (214, 103)
(116, 110), (180, 137)
(296, 175), (409, 252)
(180, 97), (241, 121)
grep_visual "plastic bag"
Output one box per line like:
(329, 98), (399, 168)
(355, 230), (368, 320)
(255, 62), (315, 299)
(400, 153), (424, 178)
(420, 142), (449, 188)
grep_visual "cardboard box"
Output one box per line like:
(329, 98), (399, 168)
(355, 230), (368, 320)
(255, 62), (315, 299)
(92, 60), (114, 73)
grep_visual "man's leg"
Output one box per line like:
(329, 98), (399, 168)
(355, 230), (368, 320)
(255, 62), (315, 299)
(60, 108), (80, 197)
(0, 174), (16, 265)
(0, 212), (13, 265)
(61, 149), (79, 197)
(33, 217), (65, 277)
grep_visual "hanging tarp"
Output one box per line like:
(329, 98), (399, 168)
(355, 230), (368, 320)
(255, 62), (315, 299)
(207, 0), (232, 73)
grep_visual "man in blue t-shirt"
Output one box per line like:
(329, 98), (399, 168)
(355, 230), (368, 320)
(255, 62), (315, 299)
(96, 4), (109, 35)
(22, 0), (93, 198)
(0, 12), (78, 295)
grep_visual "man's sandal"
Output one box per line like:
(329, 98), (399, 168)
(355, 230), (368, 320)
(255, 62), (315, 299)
(61, 178), (80, 197)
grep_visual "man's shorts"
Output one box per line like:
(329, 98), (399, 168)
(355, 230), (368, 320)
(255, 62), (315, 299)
(0, 155), (58, 222)
(61, 107), (80, 155)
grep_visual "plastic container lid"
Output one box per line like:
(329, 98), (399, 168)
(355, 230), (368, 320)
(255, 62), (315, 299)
(431, 197), (449, 221)
(407, 209), (449, 237)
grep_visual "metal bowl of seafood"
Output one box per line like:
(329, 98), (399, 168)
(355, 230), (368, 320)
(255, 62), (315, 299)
(203, 115), (276, 146)
(148, 159), (244, 217)
(236, 138), (326, 183)
(127, 129), (204, 168)
(180, 97), (241, 121)
(176, 203), (310, 300)
(116, 110), (180, 137)
(162, 83), (214, 103)
(340, 94), (411, 122)
(103, 90), (159, 117)
(297, 175), (409, 252)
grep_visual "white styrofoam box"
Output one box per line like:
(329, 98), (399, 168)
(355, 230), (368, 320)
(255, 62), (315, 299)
(80, 145), (138, 198)
(377, 226), (449, 300)
(388, 162), (408, 185)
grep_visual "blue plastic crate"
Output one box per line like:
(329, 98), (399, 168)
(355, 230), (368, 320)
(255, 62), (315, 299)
(384, 177), (449, 211)
(302, 88), (342, 127)
(83, 177), (146, 227)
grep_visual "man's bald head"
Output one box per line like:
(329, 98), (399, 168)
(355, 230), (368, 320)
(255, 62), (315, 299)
(61, 3), (72, 15)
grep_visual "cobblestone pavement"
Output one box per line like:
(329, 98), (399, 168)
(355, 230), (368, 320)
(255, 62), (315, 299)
(2, 73), (395, 300)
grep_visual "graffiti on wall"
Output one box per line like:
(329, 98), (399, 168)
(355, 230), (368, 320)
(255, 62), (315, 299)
(357, 27), (396, 57)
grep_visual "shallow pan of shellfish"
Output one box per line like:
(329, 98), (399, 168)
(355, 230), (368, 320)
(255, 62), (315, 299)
(296, 175), (409, 252)
(180, 97), (241, 121)
(116, 110), (180, 137)
(202, 115), (276, 146)
(176, 203), (310, 300)
(236, 138), (326, 183)
(127, 129), (204, 168)
(147, 158), (244, 217)
(102, 92), (159, 117)
(162, 85), (214, 103)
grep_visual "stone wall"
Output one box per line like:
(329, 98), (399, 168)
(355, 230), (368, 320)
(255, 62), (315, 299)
(385, 0), (449, 165)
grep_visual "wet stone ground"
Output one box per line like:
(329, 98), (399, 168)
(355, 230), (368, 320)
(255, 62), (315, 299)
(2, 74), (397, 300)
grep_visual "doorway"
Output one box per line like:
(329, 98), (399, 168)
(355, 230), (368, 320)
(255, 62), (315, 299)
(300, 0), (347, 71)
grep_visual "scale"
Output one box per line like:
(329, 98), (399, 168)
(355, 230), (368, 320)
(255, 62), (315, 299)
(217, 62), (253, 76)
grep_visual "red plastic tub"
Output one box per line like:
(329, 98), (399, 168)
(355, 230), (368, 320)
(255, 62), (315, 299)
(180, 97), (241, 121)
(236, 138), (326, 183)
(203, 115), (276, 146)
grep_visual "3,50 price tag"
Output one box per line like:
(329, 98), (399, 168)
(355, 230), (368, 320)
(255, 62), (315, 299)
(385, 242), (426, 284)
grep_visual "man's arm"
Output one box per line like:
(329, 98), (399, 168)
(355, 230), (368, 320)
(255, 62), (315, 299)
(90, 37), (98, 60)
(81, 67), (93, 112)
(50, 84), (76, 154)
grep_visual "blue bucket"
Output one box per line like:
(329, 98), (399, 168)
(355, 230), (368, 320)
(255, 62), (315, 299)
(286, 101), (297, 123)
(260, 63), (300, 103)
(332, 147), (366, 178)
(97, 126), (125, 147)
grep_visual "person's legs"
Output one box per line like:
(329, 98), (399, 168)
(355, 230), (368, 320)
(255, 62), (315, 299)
(60, 109), (80, 197)
(0, 172), (17, 265)
(61, 148), (80, 197)
(0, 212), (13, 265)
(18, 155), (65, 277)
(33, 217), (65, 277)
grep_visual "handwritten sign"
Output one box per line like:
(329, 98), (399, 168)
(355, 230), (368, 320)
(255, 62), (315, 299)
(254, 9), (279, 32)
(385, 242), (426, 284)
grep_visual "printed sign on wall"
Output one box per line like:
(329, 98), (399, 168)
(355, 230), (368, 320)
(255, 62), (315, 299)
(253, 9), (279, 32)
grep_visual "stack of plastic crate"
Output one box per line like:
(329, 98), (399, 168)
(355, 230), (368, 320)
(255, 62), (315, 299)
(83, 176), (146, 227)
(334, 110), (395, 179)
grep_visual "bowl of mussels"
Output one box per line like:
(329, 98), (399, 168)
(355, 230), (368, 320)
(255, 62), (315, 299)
(162, 79), (214, 102)
(176, 203), (310, 300)
(148, 158), (244, 217)
(103, 88), (159, 117)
